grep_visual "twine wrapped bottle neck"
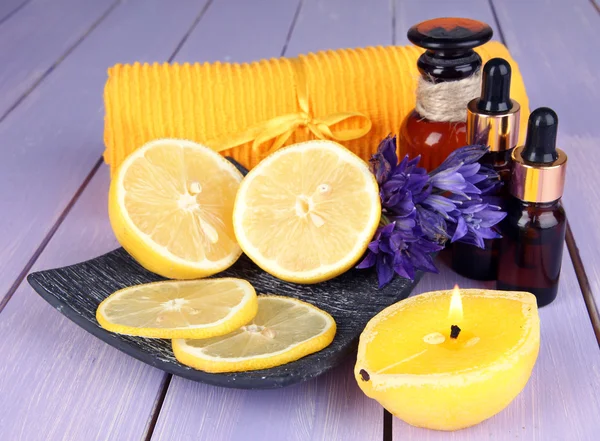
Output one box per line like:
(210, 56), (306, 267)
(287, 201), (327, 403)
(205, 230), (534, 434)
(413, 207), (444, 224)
(407, 18), (492, 123)
(415, 70), (482, 122)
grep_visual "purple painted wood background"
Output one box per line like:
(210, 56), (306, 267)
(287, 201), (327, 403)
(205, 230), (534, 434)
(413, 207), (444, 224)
(0, 0), (599, 440)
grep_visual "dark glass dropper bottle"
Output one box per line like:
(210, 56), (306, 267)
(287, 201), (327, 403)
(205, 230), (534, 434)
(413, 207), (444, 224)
(497, 108), (568, 307)
(451, 58), (520, 280)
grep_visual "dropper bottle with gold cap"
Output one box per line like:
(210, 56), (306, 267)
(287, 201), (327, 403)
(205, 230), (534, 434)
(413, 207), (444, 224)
(451, 58), (520, 280)
(497, 107), (568, 307)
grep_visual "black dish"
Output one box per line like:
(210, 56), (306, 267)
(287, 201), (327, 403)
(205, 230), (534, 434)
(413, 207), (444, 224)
(28, 248), (420, 389)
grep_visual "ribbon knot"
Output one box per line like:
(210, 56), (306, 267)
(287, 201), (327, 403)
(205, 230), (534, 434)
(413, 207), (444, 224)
(207, 58), (372, 156)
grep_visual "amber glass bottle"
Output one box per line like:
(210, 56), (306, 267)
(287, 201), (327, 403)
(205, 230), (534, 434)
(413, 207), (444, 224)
(399, 18), (493, 171)
(497, 108), (568, 307)
(497, 199), (566, 306)
(451, 58), (520, 280)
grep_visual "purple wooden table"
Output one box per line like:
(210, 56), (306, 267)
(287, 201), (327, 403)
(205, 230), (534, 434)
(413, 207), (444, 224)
(1, 0), (599, 440)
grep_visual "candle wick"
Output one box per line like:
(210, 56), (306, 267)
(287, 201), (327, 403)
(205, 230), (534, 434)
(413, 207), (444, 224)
(450, 325), (461, 339)
(359, 369), (370, 381)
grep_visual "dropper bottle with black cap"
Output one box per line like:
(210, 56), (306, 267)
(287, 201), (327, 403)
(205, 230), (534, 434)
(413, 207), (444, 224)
(497, 108), (568, 307)
(452, 58), (520, 280)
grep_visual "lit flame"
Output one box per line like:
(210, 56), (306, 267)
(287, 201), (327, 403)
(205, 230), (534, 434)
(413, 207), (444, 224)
(448, 284), (463, 323)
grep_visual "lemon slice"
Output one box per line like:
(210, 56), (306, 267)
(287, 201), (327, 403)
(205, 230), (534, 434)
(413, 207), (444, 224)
(172, 295), (336, 372)
(96, 278), (258, 339)
(233, 140), (381, 283)
(109, 139), (243, 279)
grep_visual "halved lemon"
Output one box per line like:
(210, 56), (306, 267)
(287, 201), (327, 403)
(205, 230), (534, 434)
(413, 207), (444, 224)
(96, 278), (257, 339)
(355, 289), (540, 431)
(172, 295), (336, 372)
(232, 140), (381, 283)
(109, 139), (243, 279)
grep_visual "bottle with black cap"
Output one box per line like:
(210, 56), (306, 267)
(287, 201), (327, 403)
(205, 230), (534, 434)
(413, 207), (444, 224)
(497, 107), (568, 307)
(451, 57), (520, 280)
(399, 17), (493, 171)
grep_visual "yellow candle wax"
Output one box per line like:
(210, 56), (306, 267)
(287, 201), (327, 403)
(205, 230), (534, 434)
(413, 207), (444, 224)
(354, 287), (540, 431)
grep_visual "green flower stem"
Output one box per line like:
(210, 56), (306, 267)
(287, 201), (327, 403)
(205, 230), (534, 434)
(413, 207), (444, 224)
(379, 214), (391, 227)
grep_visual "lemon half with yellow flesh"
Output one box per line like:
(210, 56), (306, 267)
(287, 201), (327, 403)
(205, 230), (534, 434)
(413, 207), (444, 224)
(109, 139), (243, 279)
(233, 140), (381, 284)
(173, 295), (336, 372)
(355, 289), (540, 431)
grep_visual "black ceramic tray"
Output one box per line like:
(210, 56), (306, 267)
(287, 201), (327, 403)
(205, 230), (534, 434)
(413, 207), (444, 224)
(28, 249), (420, 389)
(27, 158), (421, 389)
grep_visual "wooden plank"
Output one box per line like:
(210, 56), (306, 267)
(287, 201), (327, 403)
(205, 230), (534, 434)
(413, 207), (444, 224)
(390, 0), (600, 438)
(285, 0), (392, 55)
(490, 0), (600, 136)
(0, 0), (115, 119)
(0, 168), (168, 441)
(0, 0), (207, 308)
(152, 360), (381, 441)
(0, 1), (215, 440)
(174, 0), (300, 63)
(0, 0), (30, 25)
(150, 1), (391, 440)
(490, 0), (600, 333)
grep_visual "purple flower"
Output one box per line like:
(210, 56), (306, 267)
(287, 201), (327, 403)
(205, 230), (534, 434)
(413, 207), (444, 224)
(431, 144), (488, 174)
(416, 206), (449, 244)
(429, 163), (481, 197)
(357, 222), (441, 288)
(370, 136), (429, 218)
(381, 179), (416, 218)
(432, 145), (503, 197)
(474, 164), (503, 195)
(358, 140), (507, 288)
(448, 198), (507, 248)
(422, 194), (458, 218)
(369, 136), (399, 185)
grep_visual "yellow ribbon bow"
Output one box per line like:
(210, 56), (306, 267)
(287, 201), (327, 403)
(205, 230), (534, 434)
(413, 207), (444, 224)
(208, 58), (372, 156)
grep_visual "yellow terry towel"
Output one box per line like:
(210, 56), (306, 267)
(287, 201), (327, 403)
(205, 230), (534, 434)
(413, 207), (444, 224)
(103, 41), (529, 173)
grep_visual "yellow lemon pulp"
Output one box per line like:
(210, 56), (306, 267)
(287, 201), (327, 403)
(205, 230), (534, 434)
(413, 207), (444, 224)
(355, 289), (540, 431)
(233, 140), (381, 283)
(173, 295), (336, 372)
(96, 278), (258, 339)
(109, 139), (243, 279)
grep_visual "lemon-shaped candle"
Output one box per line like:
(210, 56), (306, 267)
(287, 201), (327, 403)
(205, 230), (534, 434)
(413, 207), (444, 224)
(354, 287), (540, 431)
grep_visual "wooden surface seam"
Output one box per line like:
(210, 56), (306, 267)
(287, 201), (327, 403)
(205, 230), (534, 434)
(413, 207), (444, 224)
(280, 0), (304, 56)
(0, 158), (103, 314)
(142, 375), (173, 441)
(566, 225), (600, 345)
(0, 0), (31, 26)
(0, 0), (120, 122)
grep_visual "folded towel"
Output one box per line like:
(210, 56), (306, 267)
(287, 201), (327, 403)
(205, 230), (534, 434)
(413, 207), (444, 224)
(103, 41), (529, 174)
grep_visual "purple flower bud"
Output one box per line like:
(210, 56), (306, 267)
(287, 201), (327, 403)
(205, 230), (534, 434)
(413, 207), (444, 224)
(369, 136), (398, 185)
(431, 145), (488, 176)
